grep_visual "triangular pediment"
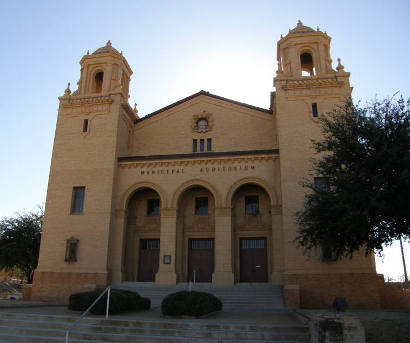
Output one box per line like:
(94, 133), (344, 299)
(135, 90), (271, 124)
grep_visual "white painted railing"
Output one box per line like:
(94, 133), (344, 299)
(65, 286), (111, 343)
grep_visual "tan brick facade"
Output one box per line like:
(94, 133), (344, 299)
(31, 22), (407, 309)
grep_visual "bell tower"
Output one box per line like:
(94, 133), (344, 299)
(32, 41), (137, 301)
(274, 21), (376, 306)
(276, 20), (335, 78)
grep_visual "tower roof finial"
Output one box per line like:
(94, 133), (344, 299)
(297, 20), (303, 26)
(106, 40), (112, 47)
(336, 58), (345, 72)
(64, 82), (71, 96)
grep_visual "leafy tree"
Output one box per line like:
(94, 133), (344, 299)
(296, 97), (410, 260)
(0, 209), (43, 283)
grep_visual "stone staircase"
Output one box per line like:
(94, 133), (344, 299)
(0, 311), (310, 342)
(114, 282), (286, 312)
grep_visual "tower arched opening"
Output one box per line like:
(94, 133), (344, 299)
(300, 52), (315, 76)
(94, 71), (104, 93)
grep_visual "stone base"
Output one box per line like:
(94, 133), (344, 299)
(22, 284), (32, 301)
(379, 281), (410, 309)
(309, 315), (365, 343)
(155, 271), (177, 284)
(284, 284), (300, 309)
(31, 270), (109, 303)
(284, 273), (382, 309)
(271, 272), (284, 285)
(212, 271), (234, 285)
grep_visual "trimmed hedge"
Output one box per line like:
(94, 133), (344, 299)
(68, 289), (150, 315)
(161, 291), (222, 317)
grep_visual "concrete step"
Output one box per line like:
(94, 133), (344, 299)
(0, 312), (310, 343)
(113, 283), (285, 311)
(114, 282), (285, 312)
(0, 326), (310, 342)
(0, 334), (309, 343)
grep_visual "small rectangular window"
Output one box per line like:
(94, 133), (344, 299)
(241, 238), (266, 249)
(82, 119), (89, 132)
(141, 239), (160, 250)
(193, 139), (197, 152)
(199, 139), (205, 152)
(312, 103), (318, 118)
(195, 197), (208, 215)
(190, 239), (214, 249)
(147, 198), (160, 216)
(245, 195), (259, 215)
(71, 186), (85, 214)
(207, 138), (212, 151)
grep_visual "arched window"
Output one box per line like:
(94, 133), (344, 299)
(300, 52), (315, 76)
(94, 72), (104, 93)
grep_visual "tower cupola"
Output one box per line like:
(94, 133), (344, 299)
(276, 20), (335, 78)
(75, 40), (132, 99)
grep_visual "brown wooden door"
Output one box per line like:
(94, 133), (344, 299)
(240, 238), (268, 282)
(138, 239), (160, 282)
(188, 239), (214, 282)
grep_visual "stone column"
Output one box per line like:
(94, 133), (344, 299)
(156, 208), (177, 284)
(110, 209), (127, 284)
(271, 205), (284, 284)
(212, 207), (234, 285)
(103, 64), (113, 93)
(289, 45), (300, 76)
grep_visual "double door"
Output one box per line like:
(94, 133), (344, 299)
(188, 238), (214, 282)
(240, 238), (268, 282)
(138, 239), (160, 282)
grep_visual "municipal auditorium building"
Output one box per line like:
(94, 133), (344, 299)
(30, 21), (396, 308)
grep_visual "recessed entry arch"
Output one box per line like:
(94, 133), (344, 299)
(174, 182), (216, 283)
(229, 178), (275, 283)
(171, 179), (221, 208)
(121, 181), (168, 211)
(226, 177), (278, 208)
(122, 184), (164, 282)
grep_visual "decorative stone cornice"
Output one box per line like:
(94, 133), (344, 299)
(278, 76), (345, 90)
(119, 154), (278, 169)
(59, 94), (115, 116)
(121, 103), (138, 121)
(60, 94), (114, 105)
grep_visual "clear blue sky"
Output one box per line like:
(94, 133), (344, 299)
(0, 0), (409, 279)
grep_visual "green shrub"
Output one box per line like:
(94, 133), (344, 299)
(68, 289), (150, 314)
(138, 297), (151, 310)
(161, 291), (222, 317)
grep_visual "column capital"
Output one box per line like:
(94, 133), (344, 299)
(215, 206), (231, 217)
(271, 205), (282, 215)
(161, 208), (177, 218)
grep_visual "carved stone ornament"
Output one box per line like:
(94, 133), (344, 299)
(192, 111), (214, 133)
(65, 237), (79, 262)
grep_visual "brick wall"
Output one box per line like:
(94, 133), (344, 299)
(31, 271), (108, 303)
(284, 273), (382, 309)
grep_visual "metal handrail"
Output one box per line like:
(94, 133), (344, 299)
(188, 270), (196, 292)
(65, 286), (111, 343)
